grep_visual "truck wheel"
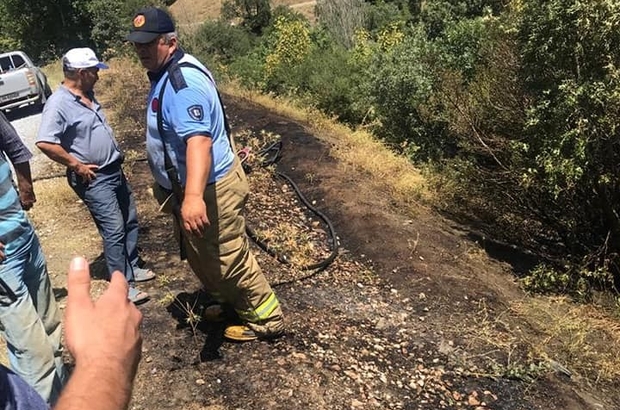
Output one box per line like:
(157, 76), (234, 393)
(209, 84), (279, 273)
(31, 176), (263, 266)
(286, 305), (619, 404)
(44, 83), (52, 98)
(35, 90), (47, 113)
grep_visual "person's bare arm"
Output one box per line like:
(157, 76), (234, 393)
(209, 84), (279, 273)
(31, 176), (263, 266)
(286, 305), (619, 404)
(181, 136), (213, 237)
(54, 257), (142, 410)
(36, 141), (98, 183)
(0, 109), (35, 208)
(13, 161), (36, 210)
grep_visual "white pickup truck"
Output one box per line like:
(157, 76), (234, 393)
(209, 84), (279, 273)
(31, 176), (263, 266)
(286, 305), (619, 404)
(0, 51), (52, 112)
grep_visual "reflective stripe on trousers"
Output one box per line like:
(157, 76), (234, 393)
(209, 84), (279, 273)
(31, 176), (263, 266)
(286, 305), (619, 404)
(173, 160), (284, 334)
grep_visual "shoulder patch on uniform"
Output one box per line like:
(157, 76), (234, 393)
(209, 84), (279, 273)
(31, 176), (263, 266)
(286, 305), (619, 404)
(168, 64), (188, 92)
(187, 105), (204, 121)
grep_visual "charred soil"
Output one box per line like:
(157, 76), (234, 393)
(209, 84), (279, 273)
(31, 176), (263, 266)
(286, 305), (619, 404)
(31, 95), (618, 410)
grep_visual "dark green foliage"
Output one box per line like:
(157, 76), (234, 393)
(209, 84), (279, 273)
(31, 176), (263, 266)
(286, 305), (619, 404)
(515, 0), (620, 285)
(87, 0), (169, 57)
(0, 0), (170, 61)
(290, 46), (367, 124)
(222, 0), (272, 35)
(363, 0), (410, 32)
(418, 0), (506, 38)
(363, 30), (446, 158)
(191, 20), (255, 64)
(0, 0), (91, 61)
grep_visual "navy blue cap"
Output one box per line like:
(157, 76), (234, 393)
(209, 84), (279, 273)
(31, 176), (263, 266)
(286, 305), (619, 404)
(126, 7), (176, 44)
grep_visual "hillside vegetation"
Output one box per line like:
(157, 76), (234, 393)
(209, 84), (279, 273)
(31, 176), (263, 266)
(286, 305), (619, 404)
(2, 0), (619, 323)
(162, 0), (620, 305)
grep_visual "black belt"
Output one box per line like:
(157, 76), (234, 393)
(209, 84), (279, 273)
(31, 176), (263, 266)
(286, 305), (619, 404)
(96, 159), (123, 174)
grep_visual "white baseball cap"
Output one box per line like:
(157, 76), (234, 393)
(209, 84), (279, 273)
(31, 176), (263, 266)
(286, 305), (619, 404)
(62, 47), (109, 70)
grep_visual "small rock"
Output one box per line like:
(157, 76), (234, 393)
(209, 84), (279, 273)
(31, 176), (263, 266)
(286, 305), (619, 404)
(468, 391), (480, 406)
(195, 379), (205, 385)
(351, 399), (364, 408)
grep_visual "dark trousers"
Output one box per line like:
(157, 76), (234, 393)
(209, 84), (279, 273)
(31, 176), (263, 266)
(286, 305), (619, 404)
(68, 164), (140, 281)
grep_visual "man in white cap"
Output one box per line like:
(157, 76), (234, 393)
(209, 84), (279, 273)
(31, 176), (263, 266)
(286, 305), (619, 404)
(36, 48), (154, 305)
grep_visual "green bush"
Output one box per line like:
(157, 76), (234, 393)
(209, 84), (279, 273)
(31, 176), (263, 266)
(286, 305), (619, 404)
(516, 0), (620, 285)
(361, 26), (451, 159)
(189, 20), (255, 64)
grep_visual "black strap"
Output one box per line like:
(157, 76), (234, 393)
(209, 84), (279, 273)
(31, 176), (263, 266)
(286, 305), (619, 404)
(176, 62), (231, 136)
(156, 75), (183, 203)
(156, 61), (232, 198)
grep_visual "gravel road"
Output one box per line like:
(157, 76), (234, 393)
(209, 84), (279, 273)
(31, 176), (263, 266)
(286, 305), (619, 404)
(9, 109), (55, 179)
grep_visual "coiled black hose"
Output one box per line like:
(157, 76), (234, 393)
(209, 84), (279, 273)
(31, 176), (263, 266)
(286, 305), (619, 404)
(244, 140), (339, 277)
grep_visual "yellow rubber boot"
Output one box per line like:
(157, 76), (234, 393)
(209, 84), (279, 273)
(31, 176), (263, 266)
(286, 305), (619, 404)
(224, 325), (258, 342)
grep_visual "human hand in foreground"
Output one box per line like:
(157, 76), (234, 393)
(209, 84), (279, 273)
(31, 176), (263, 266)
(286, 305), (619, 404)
(56, 257), (142, 410)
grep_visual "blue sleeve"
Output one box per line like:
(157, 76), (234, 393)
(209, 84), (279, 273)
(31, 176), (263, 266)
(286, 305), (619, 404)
(0, 365), (49, 410)
(0, 111), (32, 164)
(36, 97), (67, 145)
(165, 69), (218, 142)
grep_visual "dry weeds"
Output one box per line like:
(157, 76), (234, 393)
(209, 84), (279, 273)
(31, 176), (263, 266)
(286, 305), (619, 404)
(511, 297), (620, 384)
(170, 0), (317, 28)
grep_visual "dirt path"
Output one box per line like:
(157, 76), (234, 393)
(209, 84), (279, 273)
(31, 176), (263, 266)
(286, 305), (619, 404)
(25, 95), (616, 409)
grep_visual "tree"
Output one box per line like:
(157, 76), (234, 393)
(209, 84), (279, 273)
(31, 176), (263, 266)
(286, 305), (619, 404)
(316, 0), (365, 48)
(517, 0), (620, 281)
(0, 0), (91, 61)
(222, 0), (272, 35)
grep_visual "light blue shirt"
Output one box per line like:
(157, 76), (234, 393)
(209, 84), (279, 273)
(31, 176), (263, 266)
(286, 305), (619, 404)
(36, 86), (123, 169)
(0, 151), (33, 259)
(146, 51), (234, 190)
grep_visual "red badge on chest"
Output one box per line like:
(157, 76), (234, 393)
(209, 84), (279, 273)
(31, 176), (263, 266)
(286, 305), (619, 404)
(151, 98), (159, 112)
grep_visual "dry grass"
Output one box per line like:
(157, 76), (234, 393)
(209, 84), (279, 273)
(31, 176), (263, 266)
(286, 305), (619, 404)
(29, 179), (76, 220)
(511, 297), (620, 384)
(170, 0), (317, 28)
(222, 81), (431, 208)
(170, 0), (225, 26)
(41, 60), (64, 92)
(95, 58), (149, 144)
(454, 294), (620, 386)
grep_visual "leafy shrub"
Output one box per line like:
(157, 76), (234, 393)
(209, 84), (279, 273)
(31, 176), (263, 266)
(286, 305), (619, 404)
(221, 0), (272, 35)
(189, 20), (255, 64)
(515, 0), (620, 286)
(263, 16), (312, 93)
(360, 26), (451, 159)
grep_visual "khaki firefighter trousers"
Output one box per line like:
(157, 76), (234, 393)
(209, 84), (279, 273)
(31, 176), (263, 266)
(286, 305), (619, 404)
(154, 160), (284, 337)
